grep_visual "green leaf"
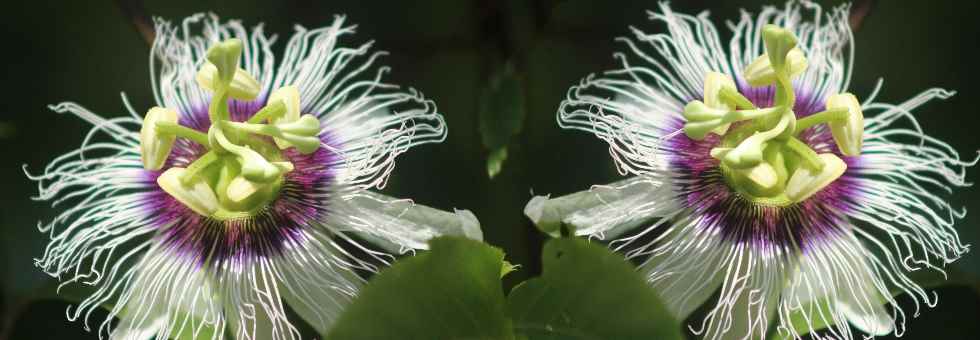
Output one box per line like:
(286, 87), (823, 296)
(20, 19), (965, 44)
(0, 121), (13, 138)
(487, 147), (509, 179)
(325, 236), (515, 340)
(479, 63), (526, 178)
(506, 238), (684, 340)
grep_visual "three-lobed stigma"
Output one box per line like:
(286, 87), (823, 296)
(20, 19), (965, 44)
(139, 38), (322, 220)
(682, 25), (864, 205)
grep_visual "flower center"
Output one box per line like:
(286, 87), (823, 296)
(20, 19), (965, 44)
(681, 25), (864, 206)
(139, 39), (322, 220)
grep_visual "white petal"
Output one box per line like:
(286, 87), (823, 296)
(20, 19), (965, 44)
(278, 243), (364, 335)
(110, 249), (223, 340)
(781, 233), (894, 338)
(111, 312), (168, 340)
(639, 228), (727, 321)
(331, 190), (482, 253)
(825, 237), (894, 336)
(524, 176), (675, 238)
(706, 248), (784, 340)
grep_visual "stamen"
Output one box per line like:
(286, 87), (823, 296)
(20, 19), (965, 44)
(825, 93), (864, 156)
(681, 24), (862, 204)
(137, 38), (323, 219)
(139, 107), (178, 170)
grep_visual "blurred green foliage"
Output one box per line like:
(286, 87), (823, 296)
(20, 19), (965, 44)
(326, 237), (515, 340)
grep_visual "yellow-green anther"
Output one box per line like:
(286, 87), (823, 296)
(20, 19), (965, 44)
(195, 63), (262, 100)
(267, 86), (303, 148)
(710, 147), (732, 160)
(704, 72), (738, 134)
(227, 175), (260, 203)
(743, 48), (807, 87)
(205, 39), (244, 87)
(740, 162), (780, 193)
(785, 153), (847, 202)
(157, 167), (220, 216)
(723, 110), (792, 168)
(825, 93), (864, 156)
(140, 107), (179, 170)
(272, 161), (294, 173)
(268, 86), (301, 123)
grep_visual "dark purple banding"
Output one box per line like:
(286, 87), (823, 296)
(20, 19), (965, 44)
(664, 85), (864, 253)
(141, 97), (339, 268)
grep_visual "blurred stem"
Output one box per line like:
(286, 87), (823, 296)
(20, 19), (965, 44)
(849, 0), (877, 32)
(115, 0), (155, 46)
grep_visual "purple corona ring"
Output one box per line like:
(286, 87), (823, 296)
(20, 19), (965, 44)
(29, 14), (481, 339)
(525, 2), (974, 340)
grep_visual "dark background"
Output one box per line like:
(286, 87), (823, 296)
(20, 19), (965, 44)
(1, 0), (977, 339)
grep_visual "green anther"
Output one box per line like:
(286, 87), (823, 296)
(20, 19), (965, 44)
(795, 108), (849, 133)
(156, 121), (209, 146)
(719, 87), (756, 109)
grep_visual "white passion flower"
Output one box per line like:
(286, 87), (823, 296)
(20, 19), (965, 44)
(28, 14), (482, 339)
(525, 2), (975, 340)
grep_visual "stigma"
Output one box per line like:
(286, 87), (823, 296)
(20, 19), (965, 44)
(140, 39), (321, 219)
(681, 25), (864, 205)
